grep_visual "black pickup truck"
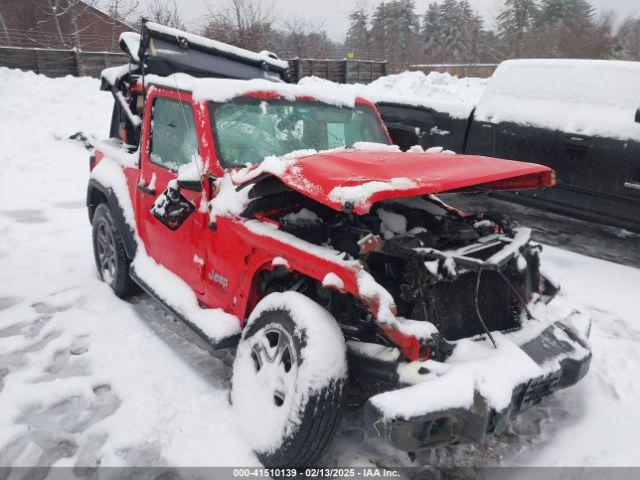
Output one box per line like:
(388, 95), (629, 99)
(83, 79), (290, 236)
(376, 60), (640, 233)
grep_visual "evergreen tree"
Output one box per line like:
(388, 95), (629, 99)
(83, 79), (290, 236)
(438, 0), (464, 60)
(497, 0), (538, 57)
(422, 2), (444, 58)
(431, 0), (482, 62)
(461, 1), (483, 60)
(532, 0), (597, 57)
(393, 0), (421, 62)
(615, 15), (640, 61)
(345, 1), (372, 59)
(371, 2), (390, 57)
(536, 0), (594, 30)
(371, 0), (420, 68)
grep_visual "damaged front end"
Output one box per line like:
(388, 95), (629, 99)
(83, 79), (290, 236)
(235, 153), (591, 452)
(354, 200), (544, 348)
(362, 312), (592, 451)
(246, 175), (556, 354)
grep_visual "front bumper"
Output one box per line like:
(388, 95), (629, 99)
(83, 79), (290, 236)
(363, 313), (592, 452)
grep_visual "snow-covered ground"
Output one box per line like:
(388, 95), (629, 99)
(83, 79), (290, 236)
(1, 67), (639, 468)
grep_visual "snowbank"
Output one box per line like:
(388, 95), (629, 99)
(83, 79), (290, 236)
(475, 59), (640, 142)
(300, 71), (489, 119)
(0, 67), (257, 467)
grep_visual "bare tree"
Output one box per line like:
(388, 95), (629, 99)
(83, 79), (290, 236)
(0, 12), (10, 44)
(587, 11), (616, 59)
(39, 0), (100, 49)
(615, 14), (640, 60)
(201, 0), (276, 51)
(144, 0), (185, 30)
(281, 16), (333, 58)
(105, 0), (140, 49)
(40, 0), (87, 48)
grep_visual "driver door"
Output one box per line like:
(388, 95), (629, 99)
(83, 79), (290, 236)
(137, 92), (207, 293)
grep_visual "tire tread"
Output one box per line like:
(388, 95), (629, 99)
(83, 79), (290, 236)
(92, 203), (138, 299)
(242, 307), (347, 468)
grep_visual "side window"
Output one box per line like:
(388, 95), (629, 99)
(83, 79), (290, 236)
(150, 97), (198, 170)
(344, 108), (388, 146)
(109, 98), (140, 150)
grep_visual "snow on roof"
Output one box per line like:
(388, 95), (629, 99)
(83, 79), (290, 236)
(475, 59), (640, 142)
(119, 31), (140, 63)
(299, 71), (488, 119)
(146, 22), (289, 71)
(145, 73), (358, 107)
(101, 64), (131, 88)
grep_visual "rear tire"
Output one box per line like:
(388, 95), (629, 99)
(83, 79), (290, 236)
(92, 203), (138, 299)
(231, 292), (347, 467)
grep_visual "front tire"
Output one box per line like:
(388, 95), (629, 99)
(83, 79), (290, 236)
(231, 292), (347, 467)
(92, 203), (137, 299)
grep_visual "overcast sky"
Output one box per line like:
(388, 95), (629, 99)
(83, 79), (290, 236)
(178, 0), (640, 41)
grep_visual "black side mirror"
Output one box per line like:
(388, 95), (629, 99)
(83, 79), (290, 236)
(636, 108), (640, 123)
(177, 178), (203, 192)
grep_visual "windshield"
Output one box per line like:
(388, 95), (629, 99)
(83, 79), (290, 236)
(210, 98), (389, 167)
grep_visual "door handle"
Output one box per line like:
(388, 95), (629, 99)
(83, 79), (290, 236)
(624, 181), (640, 191)
(562, 135), (590, 148)
(137, 183), (156, 196)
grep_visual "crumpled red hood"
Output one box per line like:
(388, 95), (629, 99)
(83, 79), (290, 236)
(256, 150), (555, 214)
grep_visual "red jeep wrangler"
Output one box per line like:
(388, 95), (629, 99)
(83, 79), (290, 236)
(88, 22), (592, 467)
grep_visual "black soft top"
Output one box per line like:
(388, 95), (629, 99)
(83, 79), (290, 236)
(101, 20), (290, 91)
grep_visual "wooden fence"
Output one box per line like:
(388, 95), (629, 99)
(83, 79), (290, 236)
(288, 58), (388, 84)
(409, 63), (498, 78)
(0, 47), (494, 82)
(0, 46), (389, 84)
(0, 46), (127, 77)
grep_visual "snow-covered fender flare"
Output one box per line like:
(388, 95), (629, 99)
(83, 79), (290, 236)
(86, 178), (137, 260)
(224, 219), (431, 360)
(239, 252), (348, 326)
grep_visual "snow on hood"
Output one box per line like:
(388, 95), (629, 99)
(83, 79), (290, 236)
(238, 148), (555, 214)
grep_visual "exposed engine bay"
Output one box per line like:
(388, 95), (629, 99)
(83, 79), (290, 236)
(246, 177), (546, 348)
